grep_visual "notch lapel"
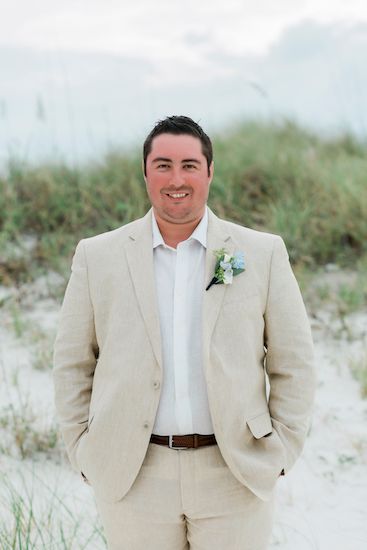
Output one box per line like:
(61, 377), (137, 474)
(123, 206), (234, 375)
(124, 209), (162, 370)
(203, 208), (234, 370)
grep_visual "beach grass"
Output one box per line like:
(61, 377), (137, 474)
(0, 468), (106, 549)
(0, 120), (366, 287)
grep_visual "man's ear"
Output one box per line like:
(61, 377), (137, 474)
(208, 161), (214, 185)
(141, 159), (147, 183)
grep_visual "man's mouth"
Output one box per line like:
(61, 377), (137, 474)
(164, 192), (190, 199)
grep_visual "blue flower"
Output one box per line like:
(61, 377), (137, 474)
(205, 249), (245, 291)
(232, 252), (245, 270)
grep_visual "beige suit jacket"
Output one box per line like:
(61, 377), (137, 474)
(53, 206), (316, 502)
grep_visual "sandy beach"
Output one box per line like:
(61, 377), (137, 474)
(0, 268), (366, 549)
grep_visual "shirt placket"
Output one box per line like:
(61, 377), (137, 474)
(173, 241), (193, 434)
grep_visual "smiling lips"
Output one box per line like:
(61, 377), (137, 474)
(164, 192), (190, 199)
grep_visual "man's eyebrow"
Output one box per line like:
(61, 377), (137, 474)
(151, 157), (201, 164)
(152, 157), (172, 163)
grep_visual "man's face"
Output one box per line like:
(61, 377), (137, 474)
(143, 133), (214, 225)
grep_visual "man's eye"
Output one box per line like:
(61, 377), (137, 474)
(184, 164), (196, 170)
(157, 164), (169, 169)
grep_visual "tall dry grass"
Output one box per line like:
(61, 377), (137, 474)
(0, 119), (366, 283)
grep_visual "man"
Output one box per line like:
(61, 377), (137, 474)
(53, 115), (316, 549)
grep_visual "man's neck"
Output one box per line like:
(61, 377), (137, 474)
(154, 208), (205, 249)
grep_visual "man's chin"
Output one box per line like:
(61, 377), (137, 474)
(159, 207), (198, 224)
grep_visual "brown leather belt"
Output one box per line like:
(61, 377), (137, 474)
(150, 433), (217, 449)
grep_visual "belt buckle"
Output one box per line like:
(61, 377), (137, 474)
(169, 435), (189, 450)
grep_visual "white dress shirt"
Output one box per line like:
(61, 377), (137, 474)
(151, 206), (214, 435)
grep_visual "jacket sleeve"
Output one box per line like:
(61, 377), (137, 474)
(53, 239), (98, 472)
(264, 236), (316, 474)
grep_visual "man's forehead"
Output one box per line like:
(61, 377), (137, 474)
(148, 133), (204, 159)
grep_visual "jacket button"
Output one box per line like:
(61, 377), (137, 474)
(153, 380), (160, 389)
(143, 422), (149, 429)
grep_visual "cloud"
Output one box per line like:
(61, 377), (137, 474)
(2, 0), (367, 59)
(0, 19), (366, 165)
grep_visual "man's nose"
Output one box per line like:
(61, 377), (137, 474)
(169, 168), (185, 186)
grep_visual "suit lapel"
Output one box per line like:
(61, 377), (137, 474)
(124, 208), (163, 370)
(203, 207), (234, 370)
(123, 206), (235, 375)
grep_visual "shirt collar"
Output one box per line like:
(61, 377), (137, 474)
(152, 206), (208, 249)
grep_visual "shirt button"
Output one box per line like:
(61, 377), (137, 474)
(153, 380), (160, 389)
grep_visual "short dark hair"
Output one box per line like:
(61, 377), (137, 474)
(143, 115), (213, 176)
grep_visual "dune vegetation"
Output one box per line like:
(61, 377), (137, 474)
(1, 120), (366, 287)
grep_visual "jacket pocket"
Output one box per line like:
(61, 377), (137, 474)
(246, 411), (273, 439)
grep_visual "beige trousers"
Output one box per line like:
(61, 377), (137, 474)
(94, 442), (275, 550)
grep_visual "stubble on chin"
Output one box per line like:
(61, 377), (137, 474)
(163, 209), (191, 222)
(159, 205), (203, 225)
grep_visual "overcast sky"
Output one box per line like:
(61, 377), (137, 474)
(1, 1), (367, 165)
(2, 0), (367, 56)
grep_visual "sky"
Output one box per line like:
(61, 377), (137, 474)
(1, 1), (367, 165)
(2, 0), (367, 57)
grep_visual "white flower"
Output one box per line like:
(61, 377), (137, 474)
(223, 268), (233, 284)
(220, 260), (232, 270)
(206, 248), (245, 291)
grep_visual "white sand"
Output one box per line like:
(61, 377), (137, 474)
(0, 273), (366, 549)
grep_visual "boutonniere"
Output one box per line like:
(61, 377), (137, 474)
(205, 248), (245, 291)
